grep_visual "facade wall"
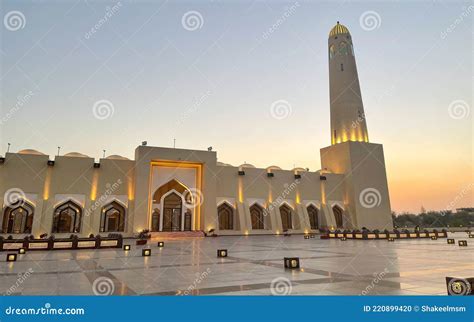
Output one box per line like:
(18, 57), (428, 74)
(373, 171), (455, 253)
(0, 146), (351, 237)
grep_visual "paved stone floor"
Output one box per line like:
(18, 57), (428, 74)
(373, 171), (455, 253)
(1, 233), (472, 295)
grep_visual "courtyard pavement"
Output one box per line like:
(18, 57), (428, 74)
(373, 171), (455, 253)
(1, 233), (472, 296)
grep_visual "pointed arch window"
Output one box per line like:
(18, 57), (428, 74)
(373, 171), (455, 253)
(332, 205), (344, 228)
(218, 203), (234, 230)
(279, 204), (293, 231)
(52, 200), (82, 233)
(250, 204), (265, 230)
(307, 205), (319, 230)
(2, 201), (34, 234)
(100, 201), (126, 232)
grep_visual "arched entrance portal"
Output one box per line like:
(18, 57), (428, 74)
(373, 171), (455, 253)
(151, 179), (195, 232)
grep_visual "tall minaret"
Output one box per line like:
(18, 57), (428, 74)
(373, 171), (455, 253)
(328, 22), (369, 145)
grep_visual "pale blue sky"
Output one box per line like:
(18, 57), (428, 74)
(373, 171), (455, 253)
(1, 0), (472, 211)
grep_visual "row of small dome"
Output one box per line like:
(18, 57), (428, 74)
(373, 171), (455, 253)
(217, 162), (308, 172)
(17, 150), (313, 172)
(17, 149), (130, 160)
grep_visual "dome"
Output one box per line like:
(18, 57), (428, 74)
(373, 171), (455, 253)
(106, 155), (130, 161)
(18, 149), (45, 155)
(266, 165), (282, 171)
(239, 163), (255, 168)
(329, 21), (350, 37)
(64, 152), (90, 158)
(292, 167), (307, 173)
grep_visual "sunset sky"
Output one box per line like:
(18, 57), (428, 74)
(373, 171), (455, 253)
(1, 0), (472, 213)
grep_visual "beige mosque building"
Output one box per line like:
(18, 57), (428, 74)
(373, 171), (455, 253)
(0, 23), (393, 238)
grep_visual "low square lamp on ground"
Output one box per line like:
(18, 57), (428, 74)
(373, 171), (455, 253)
(447, 239), (455, 244)
(284, 257), (300, 269)
(18, 248), (26, 254)
(446, 277), (474, 295)
(458, 240), (467, 247)
(217, 249), (228, 257)
(340, 237), (347, 241)
(6, 254), (17, 262)
(431, 236), (437, 240)
(388, 237), (395, 242)
(157, 241), (164, 248)
(304, 235), (310, 239)
(123, 245), (131, 251)
(142, 249), (151, 256)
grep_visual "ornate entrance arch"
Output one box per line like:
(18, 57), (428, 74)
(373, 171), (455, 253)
(152, 179), (194, 232)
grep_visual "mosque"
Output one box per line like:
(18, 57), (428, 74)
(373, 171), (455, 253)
(0, 23), (393, 238)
